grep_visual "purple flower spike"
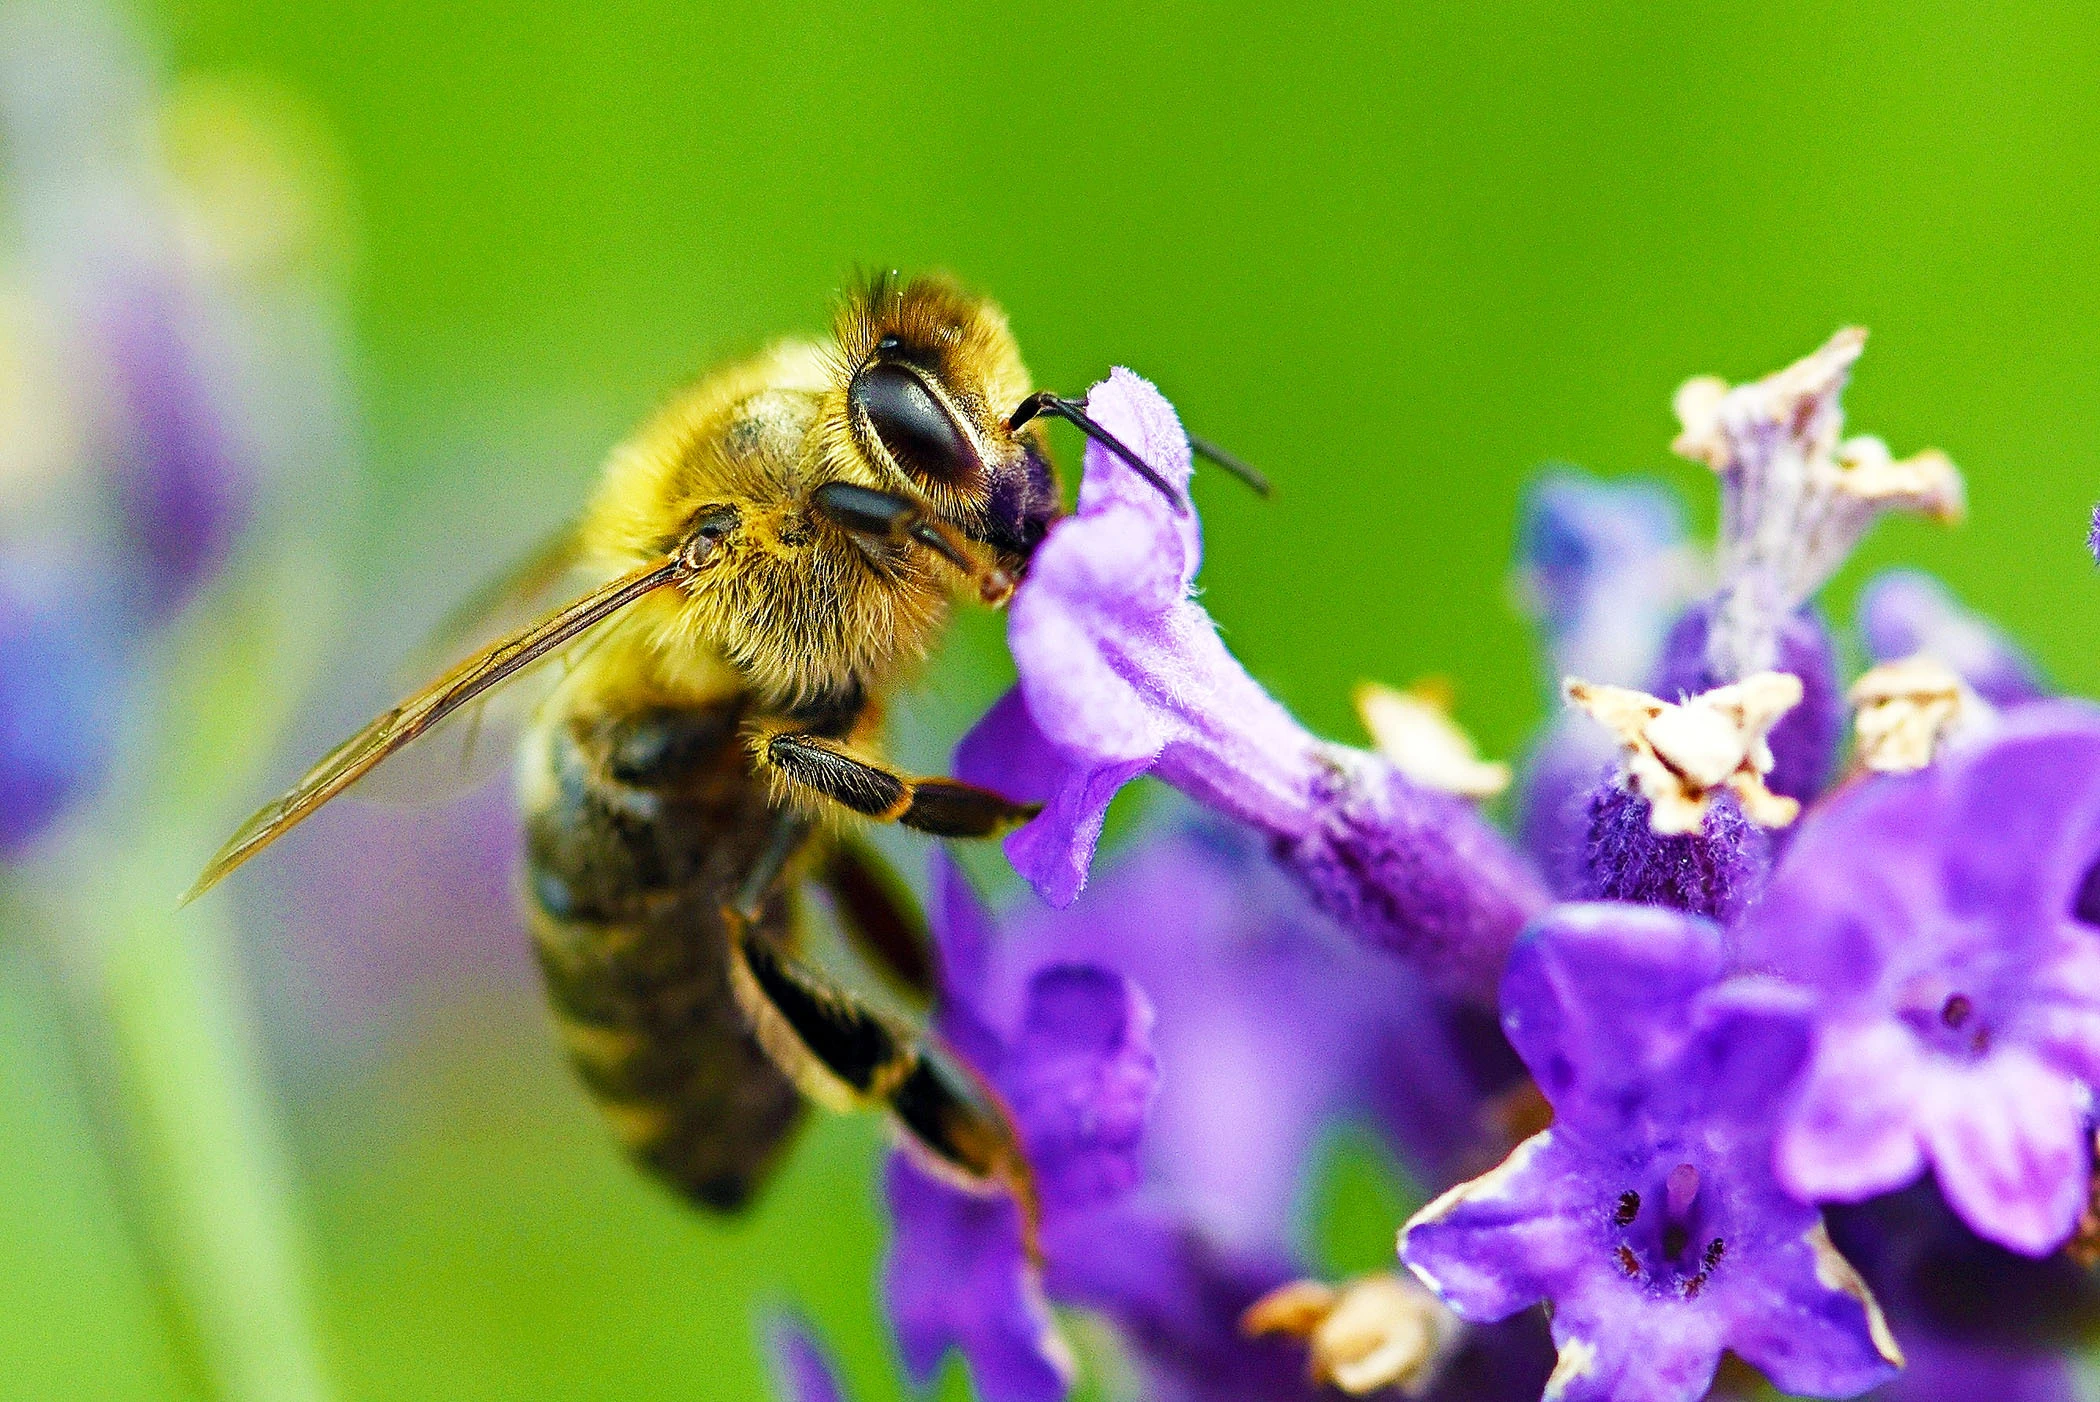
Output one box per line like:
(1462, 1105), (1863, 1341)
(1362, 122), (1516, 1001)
(882, 859), (1161, 1402)
(0, 556), (120, 855)
(1740, 701), (2100, 1255)
(1516, 470), (1693, 689)
(965, 370), (1545, 997)
(1857, 569), (2047, 709)
(1402, 904), (1903, 1402)
(766, 1317), (850, 1402)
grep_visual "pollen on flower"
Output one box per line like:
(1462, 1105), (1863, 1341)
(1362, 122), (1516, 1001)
(1353, 679), (1511, 799)
(1850, 655), (1983, 773)
(1244, 1273), (1463, 1396)
(1565, 673), (1803, 835)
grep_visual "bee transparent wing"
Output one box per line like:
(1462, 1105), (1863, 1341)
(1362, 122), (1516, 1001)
(184, 556), (680, 904)
(353, 527), (601, 806)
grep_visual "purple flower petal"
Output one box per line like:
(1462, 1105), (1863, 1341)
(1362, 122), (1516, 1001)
(1496, 903), (1727, 1127)
(883, 1155), (1073, 1402)
(1746, 702), (2100, 1251)
(1917, 1049), (2088, 1256)
(1402, 1129), (1600, 1322)
(999, 370), (1323, 869)
(1408, 905), (1898, 1401)
(1005, 965), (1158, 1213)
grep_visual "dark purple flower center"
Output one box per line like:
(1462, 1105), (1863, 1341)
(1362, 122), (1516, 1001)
(1606, 1161), (1728, 1299)
(1896, 979), (1994, 1060)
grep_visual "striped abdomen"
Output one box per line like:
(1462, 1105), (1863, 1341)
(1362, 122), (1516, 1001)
(520, 694), (805, 1211)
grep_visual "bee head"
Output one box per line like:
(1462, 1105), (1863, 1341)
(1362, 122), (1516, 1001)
(835, 274), (1062, 563)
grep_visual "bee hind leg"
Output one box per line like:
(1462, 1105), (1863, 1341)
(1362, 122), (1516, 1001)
(723, 902), (1034, 1223)
(817, 838), (935, 999)
(760, 731), (1041, 839)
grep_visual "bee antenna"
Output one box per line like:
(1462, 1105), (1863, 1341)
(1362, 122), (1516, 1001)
(1006, 392), (1188, 515)
(1187, 433), (1273, 498)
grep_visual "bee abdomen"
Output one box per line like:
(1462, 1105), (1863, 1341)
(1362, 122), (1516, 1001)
(522, 699), (806, 1212)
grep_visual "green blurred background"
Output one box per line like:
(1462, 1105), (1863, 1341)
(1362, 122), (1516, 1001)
(8, 0), (2100, 1398)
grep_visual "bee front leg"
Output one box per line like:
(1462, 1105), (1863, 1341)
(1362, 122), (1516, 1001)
(758, 729), (1041, 839)
(809, 482), (1014, 604)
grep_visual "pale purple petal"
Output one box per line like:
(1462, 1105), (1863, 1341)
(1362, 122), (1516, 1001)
(1779, 1021), (1928, 1203)
(1917, 1050), (2089, 1256)
(883, 1156), (1072, 1402)
(1750, 704), (2100, 1249)
(956, 685), (1150, 909)
(1005, 965), (1158, 1213)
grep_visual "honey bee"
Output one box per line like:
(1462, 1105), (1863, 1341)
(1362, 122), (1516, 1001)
(185, 274), (1262, 1223)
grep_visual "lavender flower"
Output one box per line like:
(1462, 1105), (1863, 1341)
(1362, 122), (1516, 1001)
(1402, 904), (1903, 1402)
(1737, 700), (2100, 1255)
(961, 370), (1545, 998)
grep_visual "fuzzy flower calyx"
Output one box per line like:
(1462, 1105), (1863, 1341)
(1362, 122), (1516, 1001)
(1565, 673), (1802, 835)
(1672, 328), (1962, 682)
(1242, 1272), (1464, 1396)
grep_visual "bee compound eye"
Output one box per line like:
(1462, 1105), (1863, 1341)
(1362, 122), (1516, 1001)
(849, 362), (982, 488)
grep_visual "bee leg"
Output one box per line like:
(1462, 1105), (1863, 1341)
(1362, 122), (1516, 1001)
(723, 904), (1038, 1237)
(761, 730), (1042, 838)
(817, 838), (934, 999)
(809, 482), (1014, 604)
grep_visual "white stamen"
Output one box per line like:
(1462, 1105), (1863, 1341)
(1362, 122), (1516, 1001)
(1565, 673), (1804, 835)
(1243, 1273), (1463, 1397)
(1354, 680), (1510, 799)
(1672, 328), (1963, 678)
(1849, 654), (1988, 773)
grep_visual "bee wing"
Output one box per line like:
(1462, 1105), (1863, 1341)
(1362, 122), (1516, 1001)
(354, 526), (600, 807)
(184, 556), (680, 904)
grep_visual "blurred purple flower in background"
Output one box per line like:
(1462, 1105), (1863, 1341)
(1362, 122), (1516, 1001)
(883, 819), (1553, 1402)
